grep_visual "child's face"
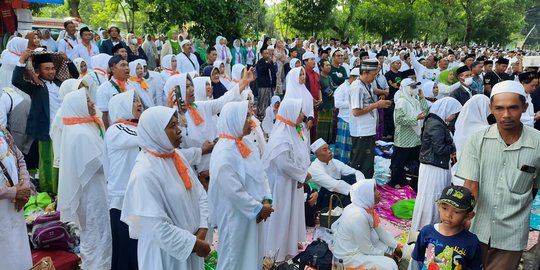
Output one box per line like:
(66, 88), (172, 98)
(437, 203), (471, 229)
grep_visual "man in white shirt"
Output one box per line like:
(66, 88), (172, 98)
(57, 20), (79, 59)
(308, 138), (364, 208)
(176, 39), (200, 73)
(409, 49), (440, 84)
(96, 55), (134, 128)
(71, 27), (100, 68)
(349, 59), (392, 178)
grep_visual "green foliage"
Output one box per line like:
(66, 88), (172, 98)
(281, 0), (337, 37)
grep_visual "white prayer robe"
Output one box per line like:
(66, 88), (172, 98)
(308, 158), (364, 195)
(0, 130), (32, 270)
(177, 52), (200, 73)
(96, 79), (136, 112)
(263, 98), (310, 262)
(244, 116), (266, 156)
(209, 101), (272, 270)
(57, 90), (112, 270)
(521, 93), (535, 127)
(332, 180), (398, 270)
(57, 35), (79, 60)
(121, 106), (209, 270)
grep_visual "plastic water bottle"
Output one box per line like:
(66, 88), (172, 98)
(336, 259), (345, 270)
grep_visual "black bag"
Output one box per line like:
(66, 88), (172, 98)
(292, 239), (333, 270)
(270, 262), (299, 270)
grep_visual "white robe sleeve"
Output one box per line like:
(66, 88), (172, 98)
(346, 212), (386, 256)
(179, 147), (202, 167)
(308, 161), (351, 195)
(334, 159), (365, 181)
(375, 225), (398, 251)
(409, 53), (425, 78)
(261, 107), (274, 135)
(215, 165), (263, 220)
(276, 148), (309, 183)
(438, 82), (461, 96)
(194, 174), (209, 229)
(200, 84), (242, 116)
(140, 216), (197, 261)
(333, 84), (349, 110)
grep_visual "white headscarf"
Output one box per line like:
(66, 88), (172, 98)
(163, 73), (187, 98)
(193, 76), (211, 101)
(129, 60), (144, 77)
(121, 106), (206, 240)
(57, 89), (104, 225)
(73, 58), (88, 77)
(50, 79), (85, 167)
(283, 67), (314, 118)
(161, 54), (175, 70)
(215, 36), (227, 61)
(349, 56), (358, 67)
(395, 84), (423, 135)
(209, 100), (271, 224)
(0, 37), (28, 65)
(231, 63), (244, 82)
(350, 179), (376, 209)
(289, 58), (300, 69)
(108, 90), (135, 123)
(262, 98), (310, 170)
(429, 97), (462, 121)
(91, 53), (111, 73)
(422, 81), (437, 99)
(454, 95), (490, 155)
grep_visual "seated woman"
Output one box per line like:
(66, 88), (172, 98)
(332, 180), (401, 270)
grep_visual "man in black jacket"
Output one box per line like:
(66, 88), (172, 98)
(12, 51), (79, 193)
(99, 26), (126, 56)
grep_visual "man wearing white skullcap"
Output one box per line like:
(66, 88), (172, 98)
(456, 79), (540, 269)
(308, 138), (365, 209)
(176, 39), (200, 73)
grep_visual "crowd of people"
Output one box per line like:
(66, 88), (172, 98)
(0, 19), (539, 270)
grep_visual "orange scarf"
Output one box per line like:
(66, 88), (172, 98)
(113, 119), (138, 126)
(82, 41), (92, 56)
(145, 148), (192, 190)
(164, 68), (180, 75)
(276, 114), (303, 140)
(364, 208), (380, 229)
(219, 134), (252, 158)
(187, 103), (204, 126)
(129, 76), (149, 91)
(63, 116), (105, 138)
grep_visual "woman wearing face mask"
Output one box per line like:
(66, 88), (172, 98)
(411, 97), (462, 232)
(125, 33), (148, 63)
(387, 79), (429, 189)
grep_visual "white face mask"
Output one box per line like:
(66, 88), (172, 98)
(464, 77), (473, 86)
(131, 38), (138, 45)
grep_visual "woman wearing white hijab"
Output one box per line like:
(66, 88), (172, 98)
(57, 89), (112, 270)
(421, 81), (439, 106)
(209, 101), (273, 270)
(160, 54), (180, 84)
(83, 53), (111, 101)
(193, 76), (212, 101)
(163, 70), (254, 172)
(451, 95), (490, 186)
(0, 125), (33, 270)
(332, 180), (399, 270)
(283, 66), (314, 145)
(411, 97), (462, 232)
(214, 36), (232, 77)
(231, 63), (244, 83)
(104, 90), (143, 270)
(129, 59), (155, 109)
(50, 78), (85, 169)
(261, 95), (280, 135)
(121, 106), (211, 269)
(263, 98), (311, 262)
(213, 60), (234, 90)
(73, 57), (90, 78)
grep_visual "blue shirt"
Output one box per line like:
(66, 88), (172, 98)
(411, 224), (482, 270)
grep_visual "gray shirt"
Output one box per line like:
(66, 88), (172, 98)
(456, 125), (540, 251)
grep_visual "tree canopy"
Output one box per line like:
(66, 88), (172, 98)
(33, 0), (538, 46)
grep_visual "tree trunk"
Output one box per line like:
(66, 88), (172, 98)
(68, 0), (81, 19)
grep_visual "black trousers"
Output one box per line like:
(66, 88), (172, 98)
(383, 104), (395, 138)
(110, 209), (138, 270)
(350, 135), (375, 178)
(316, 173), (357, 210)
(388, 145), (420, 188)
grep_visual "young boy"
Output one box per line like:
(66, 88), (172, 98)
(409, 186), (482, 270)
